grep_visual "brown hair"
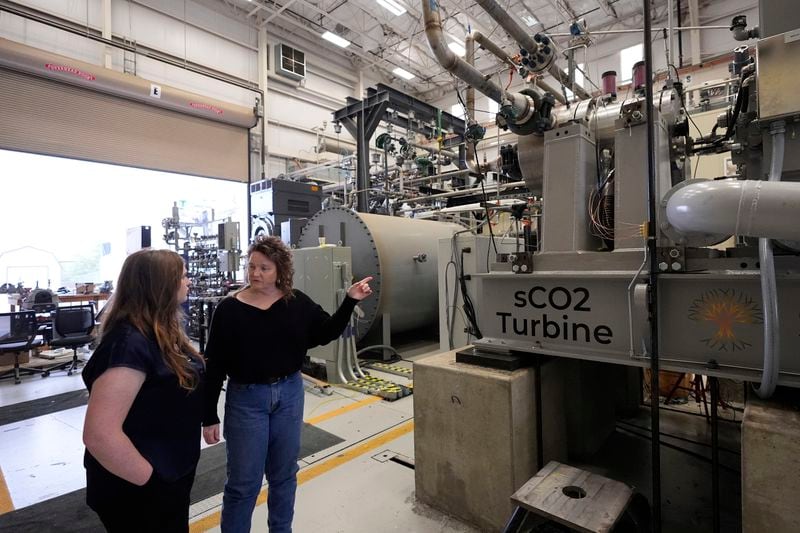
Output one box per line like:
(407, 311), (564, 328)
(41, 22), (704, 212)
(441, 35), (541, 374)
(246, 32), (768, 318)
(247, 235), (294, 299)
(100, 249), (202, 390)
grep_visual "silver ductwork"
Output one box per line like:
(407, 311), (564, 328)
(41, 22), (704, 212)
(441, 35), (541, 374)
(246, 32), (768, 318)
(664, 178), (800, 243)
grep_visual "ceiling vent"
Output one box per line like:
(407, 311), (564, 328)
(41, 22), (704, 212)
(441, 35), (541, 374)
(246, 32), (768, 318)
(275, 43), (305, 81)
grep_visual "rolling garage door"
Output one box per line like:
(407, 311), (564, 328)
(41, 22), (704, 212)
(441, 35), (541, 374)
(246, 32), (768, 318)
(0, 37), (256, 182)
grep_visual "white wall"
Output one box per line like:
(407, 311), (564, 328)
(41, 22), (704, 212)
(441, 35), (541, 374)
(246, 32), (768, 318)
(0, 0), (366, 178)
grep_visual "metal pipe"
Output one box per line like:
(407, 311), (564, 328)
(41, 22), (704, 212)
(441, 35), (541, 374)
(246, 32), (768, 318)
(643, 0), (662, 530)
(534, 78), (568, 105)
(472, 31), (516, 67)
(665, 179), (800, 242)
(677, 0), (684, 67)
(472, 0), (590, 100)
(667, 0), (675, 70)
(422, 0), (533, 122)
(474, 0), (537, 52)
(414, 180), (525, 201)
(710, 376), (720, 533)
(462, 34), (501, 173)
(318, 138), (355, 156)
(422, 0), (502, 104)
(403, 168), (471, 186)
(409, 141), (458, 159)
(465, 34), (477, 167)
(547, 25), (730, 36)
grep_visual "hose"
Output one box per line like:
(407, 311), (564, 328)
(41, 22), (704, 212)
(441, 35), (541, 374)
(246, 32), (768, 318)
(754, 121), (785, 399)
(355, 344), (401, 358)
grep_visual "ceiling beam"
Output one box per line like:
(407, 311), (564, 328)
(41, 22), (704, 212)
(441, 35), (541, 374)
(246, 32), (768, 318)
(261, 0), (301, 25)
(594, 0), (618, 19)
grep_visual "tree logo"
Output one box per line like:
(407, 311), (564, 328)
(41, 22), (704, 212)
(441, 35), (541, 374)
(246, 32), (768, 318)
(688, 289), (762, 351)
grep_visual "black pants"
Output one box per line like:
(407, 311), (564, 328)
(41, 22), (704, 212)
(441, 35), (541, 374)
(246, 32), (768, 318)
(86, 466), (196, 533)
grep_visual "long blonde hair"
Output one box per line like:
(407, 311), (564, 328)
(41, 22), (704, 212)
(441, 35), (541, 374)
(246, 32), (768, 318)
(101, 249), (202, 390)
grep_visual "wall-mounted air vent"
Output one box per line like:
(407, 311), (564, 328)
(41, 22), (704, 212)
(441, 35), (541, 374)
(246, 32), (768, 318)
(276, 43), (305, 80)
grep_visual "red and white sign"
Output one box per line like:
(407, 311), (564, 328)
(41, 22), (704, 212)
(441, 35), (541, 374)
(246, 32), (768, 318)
(44, 63), (96, 81)
(189, 102), (224, 115)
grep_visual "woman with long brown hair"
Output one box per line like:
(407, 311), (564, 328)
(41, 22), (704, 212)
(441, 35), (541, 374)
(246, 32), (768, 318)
(82, 249), (204, 532)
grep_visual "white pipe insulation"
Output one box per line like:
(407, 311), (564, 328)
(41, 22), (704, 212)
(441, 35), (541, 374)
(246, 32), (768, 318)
(665, 121), (792, 398)
(665, 178), (800, 242)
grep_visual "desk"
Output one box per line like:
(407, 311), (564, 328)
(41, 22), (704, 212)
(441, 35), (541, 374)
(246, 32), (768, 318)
(8, 293), (111, 312)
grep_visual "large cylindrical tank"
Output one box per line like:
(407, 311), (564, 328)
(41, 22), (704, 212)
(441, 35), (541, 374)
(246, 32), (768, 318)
(298, 207), (461, 341)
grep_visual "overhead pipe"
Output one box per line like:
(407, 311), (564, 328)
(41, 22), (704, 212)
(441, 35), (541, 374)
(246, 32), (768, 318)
(409, 141), (458, 159)
(473, 0), (591, 100)
(411, 180), (526, 201)
(422, 0), (534, 124)
(473, 31), (516, 68)
(473, 31), (566, 105)
(318, 138), (355, 156)
(404, 168), (471, 186)
(462, 34), (498, 174)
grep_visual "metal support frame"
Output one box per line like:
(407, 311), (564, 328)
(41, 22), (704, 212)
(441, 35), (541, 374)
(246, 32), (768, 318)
(642, 0), (662, 530)
(332, 83), (466, 212)
(710, 376), (720, 533)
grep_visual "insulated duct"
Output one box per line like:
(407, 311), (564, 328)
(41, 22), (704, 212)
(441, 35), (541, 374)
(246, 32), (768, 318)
(664, 178), (800, 242)
(0, 37), (257, 128)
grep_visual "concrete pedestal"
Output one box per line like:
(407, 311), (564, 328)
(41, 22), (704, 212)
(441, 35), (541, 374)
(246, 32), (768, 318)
(413, 350), (567, 532)
(742, 398), (800, 533)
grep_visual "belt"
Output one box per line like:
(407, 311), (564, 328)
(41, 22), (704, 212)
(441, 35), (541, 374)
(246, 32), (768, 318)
(264, 374), (290, 385)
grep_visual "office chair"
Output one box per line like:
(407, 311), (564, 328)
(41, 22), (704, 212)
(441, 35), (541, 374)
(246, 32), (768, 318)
(22, 289), (59, 313)
(0, 311), (46, 384)
(47, 304), (95, 376)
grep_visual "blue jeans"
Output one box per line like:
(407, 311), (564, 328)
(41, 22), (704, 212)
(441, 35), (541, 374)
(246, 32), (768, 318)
(221, 371), (304, 533)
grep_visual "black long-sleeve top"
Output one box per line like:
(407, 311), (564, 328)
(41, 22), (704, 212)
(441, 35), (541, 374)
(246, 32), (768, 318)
(202, 289), (357, 425)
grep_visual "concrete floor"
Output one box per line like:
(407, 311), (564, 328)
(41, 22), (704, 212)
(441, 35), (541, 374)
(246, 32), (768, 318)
(0, 339), (745, 533)
(0, 341), (481, 532)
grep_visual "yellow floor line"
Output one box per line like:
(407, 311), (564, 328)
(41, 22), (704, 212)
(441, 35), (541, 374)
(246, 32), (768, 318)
(0, 465), (14, 516)
(304, 395), (382, 425)
(190, 420), (414, 532)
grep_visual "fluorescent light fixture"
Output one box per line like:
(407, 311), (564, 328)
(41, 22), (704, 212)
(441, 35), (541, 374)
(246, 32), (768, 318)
(521, 14), (538, 27)
(448, 41), (466, 57)
(393, 67), (415, 80)
(376, 0), (406, 16)
(322, 31), (350, 48)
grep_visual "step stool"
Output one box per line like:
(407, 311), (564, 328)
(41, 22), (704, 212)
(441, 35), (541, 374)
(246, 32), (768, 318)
(504, 461), (647, 533)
